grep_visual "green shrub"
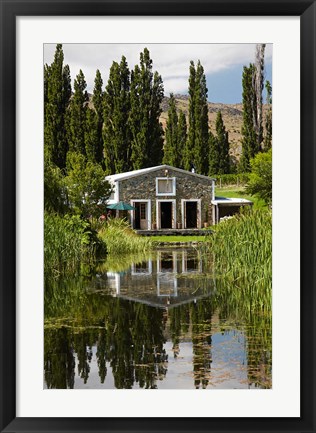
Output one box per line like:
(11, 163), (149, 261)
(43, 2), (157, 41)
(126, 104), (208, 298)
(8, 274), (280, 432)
(44, 213), (104, 277)
(206, 209), (272, 314)
(98, 218), (152, 255)
(213, 173), (250, 187)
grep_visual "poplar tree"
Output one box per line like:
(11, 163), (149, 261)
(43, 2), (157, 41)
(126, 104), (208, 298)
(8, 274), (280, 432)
(240, 44), (266, 171)
(85, 69), (104, 164)
(183, 61), (196, 171)
(216, 111), (230, 174)
(208, 131), (219, 176)
(129, 48), (164, 170)
(239, 64), (258, 172)
(163, 94), (179, 167)
(85, 108), (100, 163)
(185, 61), (209, 175)
(44, 44), (71, 169)
(91, 69), (104, 164)
(103, 56), (131, 174)
(177, 111), (187, 169)
(67, 69), (88, 156)
(263, 80), (272, 150)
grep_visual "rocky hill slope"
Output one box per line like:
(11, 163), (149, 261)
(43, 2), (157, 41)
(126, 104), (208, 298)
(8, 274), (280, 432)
(160, 94), (269, 161)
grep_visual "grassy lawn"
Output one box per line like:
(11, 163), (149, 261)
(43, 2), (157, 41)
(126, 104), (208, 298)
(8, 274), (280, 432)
(149, 235), (210, 243)
(216, 186), (267, 210)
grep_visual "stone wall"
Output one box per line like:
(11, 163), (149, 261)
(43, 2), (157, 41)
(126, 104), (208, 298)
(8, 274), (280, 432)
(118, 167), (213, 228)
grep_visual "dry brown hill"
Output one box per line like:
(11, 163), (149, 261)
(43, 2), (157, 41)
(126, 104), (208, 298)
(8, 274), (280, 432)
(160, 94), (269, 161)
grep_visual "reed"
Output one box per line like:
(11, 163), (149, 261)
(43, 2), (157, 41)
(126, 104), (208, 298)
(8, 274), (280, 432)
(205, 209), (272, 314)
(44, 213), (102, 277)
(97, 218), (152, 255)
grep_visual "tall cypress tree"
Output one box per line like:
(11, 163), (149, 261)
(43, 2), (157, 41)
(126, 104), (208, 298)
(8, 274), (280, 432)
(183, 61), (196, 171)
(129, 48), (164, 170)
(44, 44), (71, 169)
(240, 44), (266, 171)
(103, 56), (131, 174)
(85, 70), (104, 164)
(91, 69), (104, 164)
(263, 80), (272, 150)
(177, 111), (187, 169)
(194, 61), (209, 175)
(239, 64), (258, 172)
(67, 69), (88, 156)
(163, 94), (179, 166)
(216, 111), (230, 174)
(185, 61), (209, 175)
(85, 108), (100, 163)
(208, 131), (219, 176)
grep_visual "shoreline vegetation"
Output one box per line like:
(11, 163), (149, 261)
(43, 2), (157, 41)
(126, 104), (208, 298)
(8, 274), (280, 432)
(205, 208), (272, 315)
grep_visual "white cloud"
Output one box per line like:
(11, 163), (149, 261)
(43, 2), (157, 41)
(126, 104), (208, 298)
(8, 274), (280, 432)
(44, 43), (272, 94)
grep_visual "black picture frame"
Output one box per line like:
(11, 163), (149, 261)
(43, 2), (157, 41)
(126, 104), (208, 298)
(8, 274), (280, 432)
(0, 1), (315, 432)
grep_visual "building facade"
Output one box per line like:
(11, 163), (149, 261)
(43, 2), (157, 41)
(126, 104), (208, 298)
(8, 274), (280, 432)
(106, 165), (215, 230)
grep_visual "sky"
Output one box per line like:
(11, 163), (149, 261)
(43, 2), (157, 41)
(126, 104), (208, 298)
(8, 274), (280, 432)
(44, 43), (272, 104)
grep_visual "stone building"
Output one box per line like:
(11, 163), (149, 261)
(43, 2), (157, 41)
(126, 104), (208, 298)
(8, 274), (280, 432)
(105, 164), (253, 229)
(105, 165), (215, 230)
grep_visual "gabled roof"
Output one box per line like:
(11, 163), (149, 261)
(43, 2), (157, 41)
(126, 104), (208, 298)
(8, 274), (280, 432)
(105, 165), (215, 183)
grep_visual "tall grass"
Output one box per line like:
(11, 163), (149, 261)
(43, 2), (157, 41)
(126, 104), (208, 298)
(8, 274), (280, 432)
(97, 218), (152, 255)
(44, 213), (103, 277)
(205, 209), (272, 314)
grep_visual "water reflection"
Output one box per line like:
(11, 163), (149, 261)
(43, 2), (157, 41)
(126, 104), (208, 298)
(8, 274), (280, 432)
(89, 248), (215, 308)
(44, 248), (272, 389)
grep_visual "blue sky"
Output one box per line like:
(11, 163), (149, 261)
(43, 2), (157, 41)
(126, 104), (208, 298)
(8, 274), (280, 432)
(44, 43), (272, 104)
(206, 62), (272, 104)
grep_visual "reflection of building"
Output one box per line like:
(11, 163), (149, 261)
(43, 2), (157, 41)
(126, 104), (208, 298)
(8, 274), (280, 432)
(98, 249), (215, 309)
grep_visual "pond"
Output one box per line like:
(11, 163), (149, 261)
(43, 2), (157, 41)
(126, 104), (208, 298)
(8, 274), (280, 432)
(44, 247), (272, 389)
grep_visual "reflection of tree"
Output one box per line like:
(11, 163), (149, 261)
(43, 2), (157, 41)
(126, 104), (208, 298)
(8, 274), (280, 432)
(246, 313), (272, 388)
(44, 258), (272, 389)
(190, 300), (213, 389)
(44, 292), (168, 389)
(168, 299), (213, 388)
(96, 328), (107, 384)
(214, 280), (272, 389)
(73, 331), (93, 384)
(44, 328), (75, 389)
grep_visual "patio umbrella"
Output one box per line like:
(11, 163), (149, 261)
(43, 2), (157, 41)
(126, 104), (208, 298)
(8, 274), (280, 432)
(107, 201), (135, 211)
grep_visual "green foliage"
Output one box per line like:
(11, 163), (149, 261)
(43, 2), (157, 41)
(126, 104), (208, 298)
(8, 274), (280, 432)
(44, 150), (67, 214)
(213, 173), (250, 186)
(246, 149), (272, 204)
(44, 44), (71, 169)
(177, 111), (187, 169)
(129, 48), (164, 169)
(103, 57), (131, 174)
(208, 131), (218, 176)
(206, 209), (272, 314)
(65, 152), (112, 217)
(66, 69), (88, 156)
(163, 93), (182, 167)
(86, 69), (104, 165)
(209, 111), (230, 175)
(97, 218), (152, 254)
(85, 108), (100, 163)
(185, 61), (209, 175)
(44, 213), (102, 277)
(240, 64), (258, 172)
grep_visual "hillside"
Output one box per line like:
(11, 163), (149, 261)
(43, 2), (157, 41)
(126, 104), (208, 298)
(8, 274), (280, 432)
(160, 94), (269, 162)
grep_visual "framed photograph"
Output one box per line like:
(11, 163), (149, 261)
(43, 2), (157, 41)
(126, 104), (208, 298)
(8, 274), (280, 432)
(0, 1), (315, 432)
